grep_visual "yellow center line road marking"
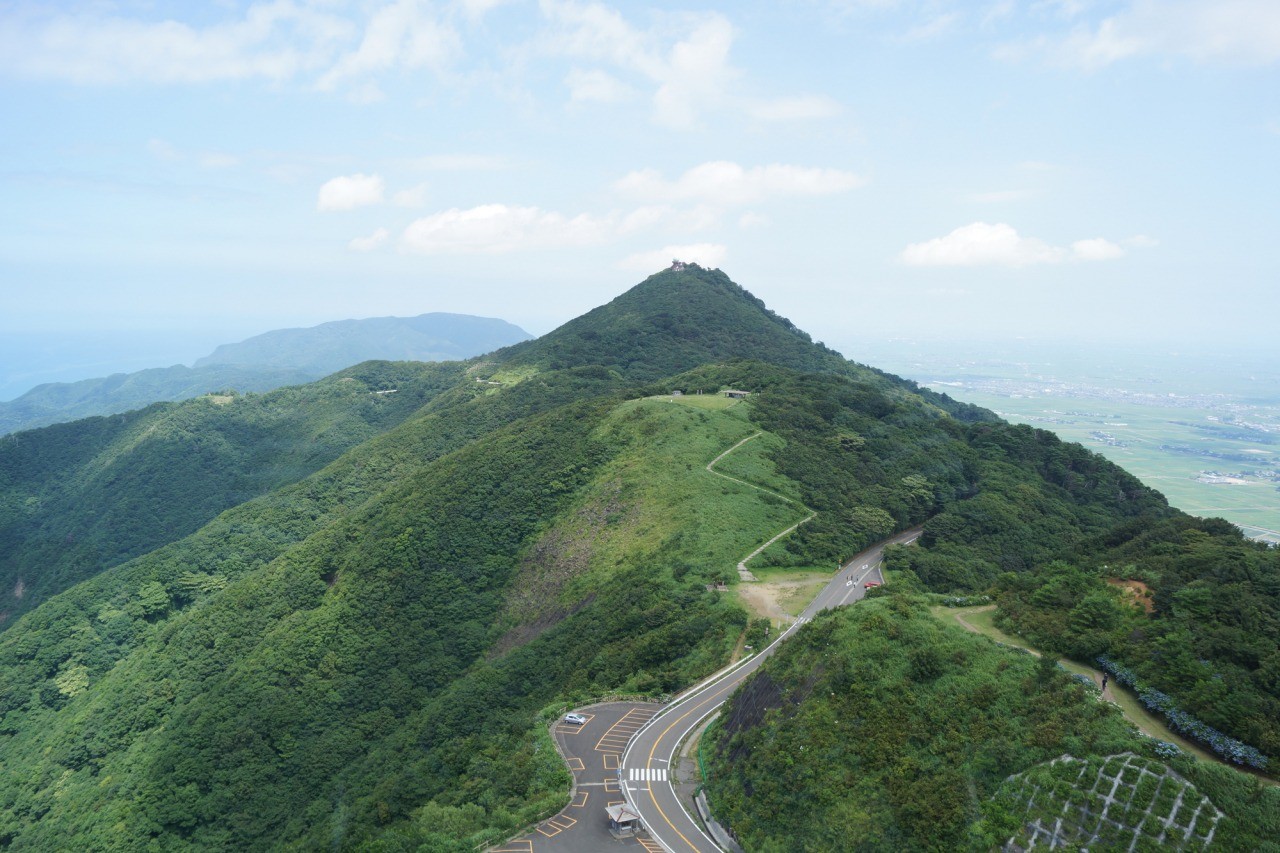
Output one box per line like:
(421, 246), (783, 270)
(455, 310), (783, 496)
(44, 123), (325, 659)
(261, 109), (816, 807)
(643, 676), (743, 852)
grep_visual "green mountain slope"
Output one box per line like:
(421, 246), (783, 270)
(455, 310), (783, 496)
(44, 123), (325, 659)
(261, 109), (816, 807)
(0, 264), (1273, 851)
(704, 594), (1279, 850)
(0, 360), (465, 624)
(0, 365), (316, 436)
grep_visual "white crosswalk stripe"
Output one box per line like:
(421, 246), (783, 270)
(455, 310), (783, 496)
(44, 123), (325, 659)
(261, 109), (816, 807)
(628, 767), (668, 781)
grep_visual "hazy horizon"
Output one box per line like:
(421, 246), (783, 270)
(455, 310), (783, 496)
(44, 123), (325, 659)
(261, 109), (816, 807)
(4, 1), (1280, 381)
(5, 298), (1277, 404)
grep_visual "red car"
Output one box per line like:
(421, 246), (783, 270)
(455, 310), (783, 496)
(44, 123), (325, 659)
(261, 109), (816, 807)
(863, 581), (882, 590)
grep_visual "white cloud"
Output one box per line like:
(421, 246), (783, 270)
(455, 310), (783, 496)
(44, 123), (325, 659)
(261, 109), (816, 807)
(317, 0), (460, 91)
(539, 2), (738, 128)
(0, 1), (461, 91)
(317, 173), (385, 211)
(901, 222), (1127, 267)
(564, 67), (634, 104)
(1070, 237), (1125, 261)
(459, 0), (514, 21)
(1009, 0), (1280, 70)
(0, 3), (351, 84)
(746, 94), (842, 122)
(618, 243), (727, 271)
(349, 228), (390, 252)
(739, 212), (770, 229)
(199, 152), (240, 169)
(903, 12), (961, 42)
(615, 161), (865, 205)
(652, 16), (736, 128)
(401, 204), (614, 253)
(393, 183), (429, 207)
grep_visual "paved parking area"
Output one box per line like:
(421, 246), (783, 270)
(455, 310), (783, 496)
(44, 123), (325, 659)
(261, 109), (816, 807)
(492, 701), (664, 853)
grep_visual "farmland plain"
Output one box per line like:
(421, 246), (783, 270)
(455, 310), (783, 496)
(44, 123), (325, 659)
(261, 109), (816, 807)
(846, 339), (1280, 544)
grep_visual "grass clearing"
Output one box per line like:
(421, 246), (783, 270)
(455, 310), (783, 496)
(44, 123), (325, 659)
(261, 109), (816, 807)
(557, 398), (807, 601)
(655, 392), (741, 411)
(706, 428), (804, 503)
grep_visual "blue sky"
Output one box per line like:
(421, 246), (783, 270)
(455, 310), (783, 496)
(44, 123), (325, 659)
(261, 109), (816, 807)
(2, 0), (1279, 392)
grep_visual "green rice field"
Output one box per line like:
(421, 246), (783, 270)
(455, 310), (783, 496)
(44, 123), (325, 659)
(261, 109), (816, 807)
(847, 339), (1280, 545)
(950, 390), (1280, 544)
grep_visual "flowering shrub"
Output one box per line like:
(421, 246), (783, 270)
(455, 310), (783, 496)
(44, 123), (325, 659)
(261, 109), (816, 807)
(1096, 656), (1269, 770)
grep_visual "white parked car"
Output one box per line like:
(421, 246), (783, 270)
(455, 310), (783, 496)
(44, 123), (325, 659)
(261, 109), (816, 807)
(564, 712), (587, 725)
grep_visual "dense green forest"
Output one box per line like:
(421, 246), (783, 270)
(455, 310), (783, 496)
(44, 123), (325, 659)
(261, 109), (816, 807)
(1, 265), (1276, 850)
(0, 363), (317, 436)
(704, 593), (1280, 851)
(884, 423), (1280, 771)
(0, 361), (466, 624)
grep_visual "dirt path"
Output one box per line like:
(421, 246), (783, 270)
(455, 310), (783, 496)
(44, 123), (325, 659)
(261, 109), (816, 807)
(706, 432), (813, 581)
(939, 605), (1278, 784)
(737, 582), (798, 625)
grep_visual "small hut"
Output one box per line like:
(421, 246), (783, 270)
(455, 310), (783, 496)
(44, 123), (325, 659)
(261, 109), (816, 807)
(605, 803), (644, 838)
(723, 389), (750, 399)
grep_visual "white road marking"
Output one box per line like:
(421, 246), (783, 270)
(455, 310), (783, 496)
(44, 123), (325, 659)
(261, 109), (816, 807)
(628, 768), (668, 781)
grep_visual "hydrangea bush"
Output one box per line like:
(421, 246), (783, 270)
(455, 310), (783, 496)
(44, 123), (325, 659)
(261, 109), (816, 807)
(1096, 656), (1269, 770)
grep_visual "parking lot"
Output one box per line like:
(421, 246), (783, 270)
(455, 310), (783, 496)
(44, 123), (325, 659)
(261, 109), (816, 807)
(491, 701), (664, 853)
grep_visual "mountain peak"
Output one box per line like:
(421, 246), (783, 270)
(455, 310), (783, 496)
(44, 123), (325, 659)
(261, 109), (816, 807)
(497, 267), (839, 381)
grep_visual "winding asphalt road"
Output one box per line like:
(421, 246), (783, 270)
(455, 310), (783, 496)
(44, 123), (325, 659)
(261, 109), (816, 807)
(618, 527), (921, 853)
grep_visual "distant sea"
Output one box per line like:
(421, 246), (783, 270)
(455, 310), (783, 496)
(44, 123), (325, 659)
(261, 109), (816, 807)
(0, 329), (254, 402)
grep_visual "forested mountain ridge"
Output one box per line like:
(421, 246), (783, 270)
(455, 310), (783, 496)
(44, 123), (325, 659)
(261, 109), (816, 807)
(0, 361), (467, 625)
(0, 312), (530, 437)
(0, 265), (1274, 850)
(488, 266), (989, 421)
(0, 364), (316, 436)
